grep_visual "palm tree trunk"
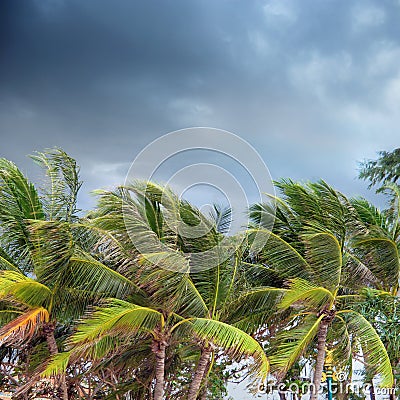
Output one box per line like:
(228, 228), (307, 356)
(199, 357), (212, 400)
(151, 338), (167, 400)
(188, 347), (212, 400)
(44, 322), (68, 400)
(310, 320), (329, 400)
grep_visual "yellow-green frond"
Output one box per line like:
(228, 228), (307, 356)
(270, 314), (324, 371)
(71, 299), (163, 344)
(339, 311), (393, 387)
(279, 279), (333, 310)
(190, 318), (269, 382)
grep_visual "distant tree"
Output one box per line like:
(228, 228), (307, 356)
(359, 148), (400, 189)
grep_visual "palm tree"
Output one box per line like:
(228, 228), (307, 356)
(0, 150), (135, 398)
(43, 181), (269, 399)
(246, 180), (394, 399)
(350, 183), (400, 295)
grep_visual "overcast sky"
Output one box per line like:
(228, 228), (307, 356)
(1, 0), (399, 212)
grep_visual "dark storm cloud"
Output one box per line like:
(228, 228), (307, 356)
(1, 0), (400, 211)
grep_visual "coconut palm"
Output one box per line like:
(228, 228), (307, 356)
(246, 180), (394, 400)
(43, 181), (269, 400)
(350, 183), (400, 295)
(0, 150), (135, 398)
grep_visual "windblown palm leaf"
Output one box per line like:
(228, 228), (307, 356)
(0, 307), (49, 346)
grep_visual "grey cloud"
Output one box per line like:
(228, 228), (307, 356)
(1, 0), (399, 213)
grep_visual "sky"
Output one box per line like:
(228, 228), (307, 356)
(1, 0), (400, 214)
(1, 1), (399, 398)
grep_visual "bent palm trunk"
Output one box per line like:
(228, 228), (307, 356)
(152, 338), (167, 400)
(311, 320), (329, 400)
(188, 347), (212, 400)
(44, 323), (68, 400)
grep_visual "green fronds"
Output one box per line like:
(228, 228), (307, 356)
(189, 318), (269, 381)
(139, 251), (189, 273)
(302, 232), (342, 290)
(234, 287), (285, 319)
(67, 250), (138, 297)
(70, 299), (163, 344)
(327, 316), (351, 371)
(341, 253), (378, 289)
(0, 249), (20, 271)
(246, 229), (311, 280)
(351, 198), (388, 231)
(352, 236), (399, 292)
(339, 311), (393, 387)
(270, 314), (324, 372)
(279, 279), (333, 310)
(142, 269), (208, 317)
(42, 351), (71, 377)
(209, 204), (232, 234)
(0, 158), (44, 222)
(0, 270), (52, 308)
(30, 148), (82, 221)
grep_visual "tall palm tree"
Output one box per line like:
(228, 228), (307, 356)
(0, 150), (135, 398)
(44, 181), (269, 399)
(246, 180), (394, 399)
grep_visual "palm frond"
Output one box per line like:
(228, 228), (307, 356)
(67, 250), (138, 297)
(279, 279), (333, 310)
(351, 198), (388, 230)
(30, 148), (82, 221)
(339, 310), (393, 387)
(42, 351), (71, 377)
(70, 299), (163, 344)
(0, 270), (52, 308)
(246, 229), (311, 280)
(0, 159), (44, 270)
(302, 232), (342, 290)
(0, 248), (20, 271)
(270, 314), (324, 371)
(209, 204), (232, 234)
(352, 236), (399, 291)
(0, 307), (49, 345)
(189, 318), (269, 381)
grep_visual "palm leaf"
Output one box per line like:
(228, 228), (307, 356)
(30, 148), (82, 221)
(70, 299), (163, 344)
(302, 232), (342, 290)
(189, 318), (269, 381)
(0, 270), (52, 308)
(246, 229), (311, 280)
(42, 351), (71, 377)
(270, 314), (324, 371)
(279, 278), (333, 309)
(339, 310), (393, 387)
(352, 236), (399, 291)
(0, 307), (49, 345)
